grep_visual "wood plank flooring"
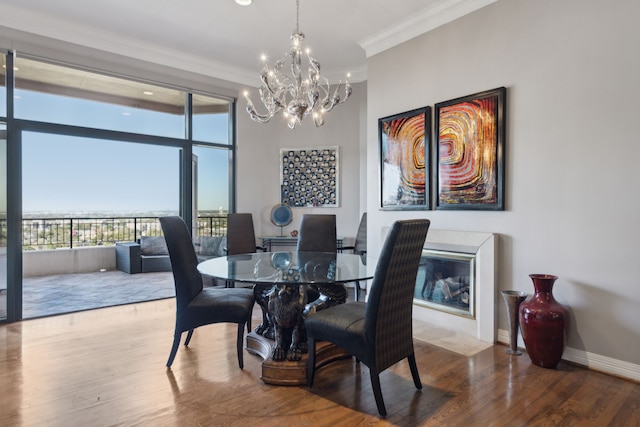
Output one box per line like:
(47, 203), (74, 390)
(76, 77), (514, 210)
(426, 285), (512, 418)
(0, 298), (638, 426)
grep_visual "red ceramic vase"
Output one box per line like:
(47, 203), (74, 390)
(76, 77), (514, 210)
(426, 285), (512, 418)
(519, 274), (568, 369)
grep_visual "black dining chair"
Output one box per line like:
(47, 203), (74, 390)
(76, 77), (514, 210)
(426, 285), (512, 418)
(305, 219), (430, 417)
(296, 214), (337, 253)
(296, 214), (340, 310)
(225, 213), (265, 288)
(340, 212), (367, 301)
(159, 216), (255, 369)
(226, 213), (265, 256)
(226, 213), (276, 337)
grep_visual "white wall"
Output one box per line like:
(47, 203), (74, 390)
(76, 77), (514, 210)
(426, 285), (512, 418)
(366, 0), (640, 373)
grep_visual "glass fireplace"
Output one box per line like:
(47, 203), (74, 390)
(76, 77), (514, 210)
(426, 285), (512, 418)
(414, 248), (476, 319)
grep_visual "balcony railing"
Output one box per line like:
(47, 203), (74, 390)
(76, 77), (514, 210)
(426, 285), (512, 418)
(0, 215), (227, 250)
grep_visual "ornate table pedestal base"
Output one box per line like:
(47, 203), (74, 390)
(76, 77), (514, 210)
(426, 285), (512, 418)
(246, 331), (350, 386)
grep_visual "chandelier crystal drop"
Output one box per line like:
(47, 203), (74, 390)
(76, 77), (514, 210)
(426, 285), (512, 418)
(244, 0), (352, 129)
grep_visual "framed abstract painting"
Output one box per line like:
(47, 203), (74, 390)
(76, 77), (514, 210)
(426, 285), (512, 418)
(378, 106), (430, 210)
(434, 87), (506, 210)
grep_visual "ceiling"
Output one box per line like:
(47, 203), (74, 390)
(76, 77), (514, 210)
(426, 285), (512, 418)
(0, 0), (496, 87)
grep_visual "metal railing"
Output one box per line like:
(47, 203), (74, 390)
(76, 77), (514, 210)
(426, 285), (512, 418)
(0, 215), (228, 250)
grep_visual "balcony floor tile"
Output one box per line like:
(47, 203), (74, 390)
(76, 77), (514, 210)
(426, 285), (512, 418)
(19, 270), (175, 319)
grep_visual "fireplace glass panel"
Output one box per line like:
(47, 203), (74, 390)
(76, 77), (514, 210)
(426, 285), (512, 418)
(414, 249), (475, 318)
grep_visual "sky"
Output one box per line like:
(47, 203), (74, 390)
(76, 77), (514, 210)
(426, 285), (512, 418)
(15, 89), (230, 214)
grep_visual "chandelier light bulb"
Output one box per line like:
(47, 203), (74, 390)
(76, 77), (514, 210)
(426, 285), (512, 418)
(244, 0), (352, 129)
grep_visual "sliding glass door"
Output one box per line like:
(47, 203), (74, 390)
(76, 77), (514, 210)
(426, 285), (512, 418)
(0, 52), (235, 321)
(21, 132), (182, 318)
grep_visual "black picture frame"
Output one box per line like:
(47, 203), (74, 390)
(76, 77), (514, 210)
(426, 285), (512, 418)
(378, 106), (431, 210)
(434, 87), (506, 210)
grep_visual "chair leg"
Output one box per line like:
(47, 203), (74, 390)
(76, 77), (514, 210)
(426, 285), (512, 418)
(408, 353), (422, 390)
(166, 331), (182, 368)
(307, 337), (317, 387)
(184, 329), (194, 346)
(354, 280), (361, 301)
(236, 322), (245, 369)
(369, 369), (387, 417)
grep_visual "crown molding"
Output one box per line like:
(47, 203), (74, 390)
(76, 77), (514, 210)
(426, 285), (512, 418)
(359, 0), (498, 58)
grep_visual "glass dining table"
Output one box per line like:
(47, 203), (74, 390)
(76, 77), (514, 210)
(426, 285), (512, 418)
(197, 251), (375, 386)
(197, 251), (373, 286)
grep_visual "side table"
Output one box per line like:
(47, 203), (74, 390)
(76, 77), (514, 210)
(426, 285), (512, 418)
(115, 241), (141, 274)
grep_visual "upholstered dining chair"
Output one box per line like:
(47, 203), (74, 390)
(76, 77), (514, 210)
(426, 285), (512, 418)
(159, 216), (255, 369)
(225, 213), (265, 288)
(296, 214), (338, 308)
(226, 213), (274, 337)
(226, 213), (264, 256)
(339, 212), (367, 300)
(296, 214), (337, 253)
(305, 219), (430, 417)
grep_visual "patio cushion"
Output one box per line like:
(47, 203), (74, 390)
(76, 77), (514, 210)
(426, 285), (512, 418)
(140, 236), (169, 256)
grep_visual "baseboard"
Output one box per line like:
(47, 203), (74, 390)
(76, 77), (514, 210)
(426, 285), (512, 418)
(497, 328), (640, 382)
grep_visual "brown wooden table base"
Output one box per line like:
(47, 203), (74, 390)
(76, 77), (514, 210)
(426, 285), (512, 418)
(246, 331), (351, 386)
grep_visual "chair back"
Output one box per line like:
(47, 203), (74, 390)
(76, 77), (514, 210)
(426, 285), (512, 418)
(159, 216), (203, 311)
(227, 213), (258, 255)
(353, 212), (367, 255)
(365, 219), (430, 372)
(296, 214), (337, 253)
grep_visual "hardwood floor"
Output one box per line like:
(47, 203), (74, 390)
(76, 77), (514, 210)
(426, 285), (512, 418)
(0, 298), (638, 426)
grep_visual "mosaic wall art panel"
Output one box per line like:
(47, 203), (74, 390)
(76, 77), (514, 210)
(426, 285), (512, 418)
(280, 146), (339, 207)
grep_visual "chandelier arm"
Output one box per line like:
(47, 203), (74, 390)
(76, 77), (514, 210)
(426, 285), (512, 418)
(290, 43), (303, 94)
(261, 72), (287, 111)
(245, 97), (275, 123)
(321, 79), (352, 113)
(307, 86), (319, 112)
(308, 56), (320, 84)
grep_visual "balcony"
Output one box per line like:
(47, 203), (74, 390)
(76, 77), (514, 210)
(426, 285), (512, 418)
(0, 214), (227, 319)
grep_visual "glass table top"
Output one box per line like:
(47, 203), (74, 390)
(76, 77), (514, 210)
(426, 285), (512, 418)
(197, 251), (375, 285)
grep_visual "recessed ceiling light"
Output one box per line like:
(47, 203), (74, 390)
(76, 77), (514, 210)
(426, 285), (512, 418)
(143, 91), (154, 95)
(235, 0), (252, 6)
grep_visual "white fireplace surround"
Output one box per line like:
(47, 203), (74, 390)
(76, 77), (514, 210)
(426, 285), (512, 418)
(379, 228), (496, 343)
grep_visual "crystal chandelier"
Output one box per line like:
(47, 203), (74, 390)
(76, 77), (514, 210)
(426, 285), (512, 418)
(244, 0), (352, 129)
